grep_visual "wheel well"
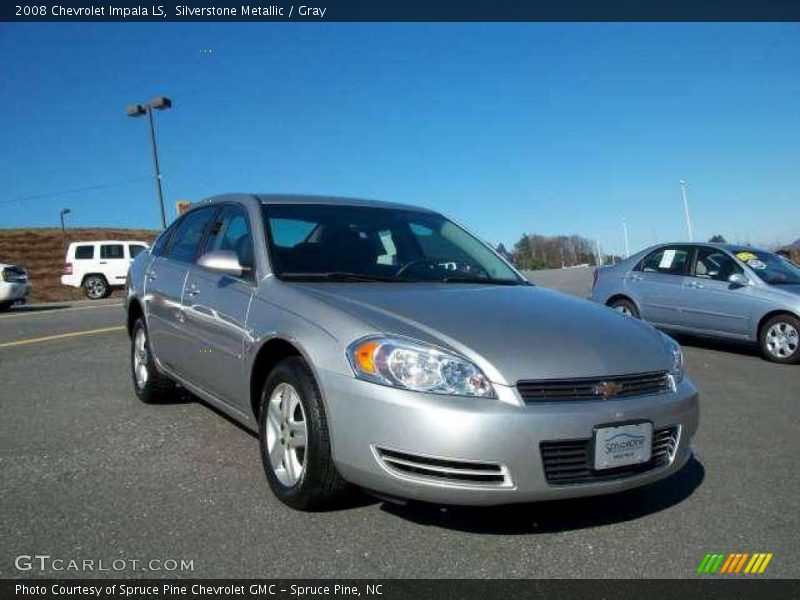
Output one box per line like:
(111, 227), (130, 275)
(249, 338), (302, 420)
(606, 294), (634, 307)
(127, 299), (144, 337)
(81, 273), (108, 285)
(757, 310), (800, 340)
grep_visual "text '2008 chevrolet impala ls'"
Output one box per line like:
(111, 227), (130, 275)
(125, 194), (699, 509)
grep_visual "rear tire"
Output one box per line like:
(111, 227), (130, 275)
(0, 301), (12, 312)
(759, 314), (800, 364)
(609, 297), (639, 318)
(83, 275), (109, 299)
(258, 357), (348, 510)
(131, 317), (176, 403)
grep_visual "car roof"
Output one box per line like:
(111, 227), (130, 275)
(202, 193), (436, 214)
(649, 242), (770, 254)
(69, 240), (149, 245)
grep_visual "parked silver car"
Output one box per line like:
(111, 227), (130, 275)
(125, 194), (698, 509)
(591, 243), (800, 364)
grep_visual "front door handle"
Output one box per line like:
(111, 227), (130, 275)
(186, 283), (200, 297)
(686, 280), (704, 289)
(146, 271), (157, 281)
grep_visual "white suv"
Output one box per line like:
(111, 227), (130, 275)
(62, 241), (149, 299)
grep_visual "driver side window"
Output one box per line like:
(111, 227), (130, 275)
(693, 247), (742, 282)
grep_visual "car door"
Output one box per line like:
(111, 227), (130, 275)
(99, 243), (129, 287)
(144, 207), (218, 376)
(679, 246), (754, 337)
(180, 204), (256, 411)
(624, 245), (692, 327)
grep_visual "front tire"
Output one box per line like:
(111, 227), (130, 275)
(131, 317), (176, 403)
(0, 301), (12, 312)
(759, 314), (800, 364)
(609, 297), (640, 318)
(258, 357), (347, 510)
(83, 275), (109, 299)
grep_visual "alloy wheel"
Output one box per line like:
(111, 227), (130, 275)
(86, 278), (106, 299)
(614, 304), (633, 317)
(266, 383), (308, 487)
(133, 327), (149, 388)
(765, 321), (799, 359)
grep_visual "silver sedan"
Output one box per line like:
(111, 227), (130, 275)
(591, 243), (800, 364)
(126, 194), (698, 509)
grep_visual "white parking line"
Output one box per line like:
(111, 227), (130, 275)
(0, 302), (123, 320)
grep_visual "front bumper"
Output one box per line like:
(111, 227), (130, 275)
(321, 370), (699, 506)
(0, 282), (31, 302)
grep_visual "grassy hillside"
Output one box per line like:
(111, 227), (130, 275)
(0, 228), (158, 303)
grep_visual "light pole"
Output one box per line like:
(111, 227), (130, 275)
(60, 208), (71, 252)
(679, 180), (694, 241)
(622, 218), (630, 258)
(126, 96), (172, 229)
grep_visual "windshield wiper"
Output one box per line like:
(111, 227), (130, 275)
(279, 272), (407, 283)
(439, 276), (525, 286)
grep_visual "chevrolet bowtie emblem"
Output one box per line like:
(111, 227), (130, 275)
(594, 381), (623, 398)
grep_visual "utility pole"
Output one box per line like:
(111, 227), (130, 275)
(59, 208), (71, 253)
(622, 218), (630, 258)
(126, 96), (173, 229)
(679, 180), (694, 241)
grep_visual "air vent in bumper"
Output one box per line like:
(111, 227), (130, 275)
(540, 426), (679, 486)
(518, 371), (671, 403)
(374, 447), (511, 487)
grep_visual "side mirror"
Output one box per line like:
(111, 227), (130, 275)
(728, 273), (750, 287)
(197, 250), (244, 278)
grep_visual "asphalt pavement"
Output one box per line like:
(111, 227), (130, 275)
(0, 285), (798, 578)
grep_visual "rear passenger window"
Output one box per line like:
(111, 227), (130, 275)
(637, 247), (691, 275)
(75, 245), (94, 260)
(129, 245), (147, 258)
(166, 207), (217, 263)
(101, 244), (124, 259)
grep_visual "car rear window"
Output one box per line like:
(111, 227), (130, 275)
(75, 245), (94, 260)
(101, 244), (125, 259)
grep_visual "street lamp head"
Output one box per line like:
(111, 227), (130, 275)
(150, 96), (172, 110)
(126, 103), (147, 118)
(61, 208), (71, 216)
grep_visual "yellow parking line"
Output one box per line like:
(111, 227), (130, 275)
(0, 326), (126, 349)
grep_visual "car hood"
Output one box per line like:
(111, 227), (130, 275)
(293, 283), (671, 385)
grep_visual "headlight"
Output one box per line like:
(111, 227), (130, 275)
(661, 333), (685, 385)
(347, 336), (495, 398)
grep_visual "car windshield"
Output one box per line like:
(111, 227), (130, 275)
(262, 203), (524, 284)
(732, 249), (800, 285)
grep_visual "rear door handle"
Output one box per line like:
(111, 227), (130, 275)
(146, 271), (157, 281)
(186, 283), (200, 297)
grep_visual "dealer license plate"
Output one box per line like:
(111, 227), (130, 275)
(593, 422), (652, 470)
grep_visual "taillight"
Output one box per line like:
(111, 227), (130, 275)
(64, 263), (73, 275)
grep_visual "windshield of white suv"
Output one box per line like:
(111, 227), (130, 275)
(262, 203), (524, 284)
(732, 248), (800, 285)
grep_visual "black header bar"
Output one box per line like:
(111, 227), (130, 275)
(3, 0), (800, 22)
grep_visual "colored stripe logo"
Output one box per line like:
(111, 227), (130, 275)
(697, 553), (773, 574)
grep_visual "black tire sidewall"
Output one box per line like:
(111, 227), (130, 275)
(258, 357), (333, 509)
(759, 314), (800, 364)
(130, 318), (168, 402)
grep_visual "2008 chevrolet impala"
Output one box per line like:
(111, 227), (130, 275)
(125, 194), (699, 509)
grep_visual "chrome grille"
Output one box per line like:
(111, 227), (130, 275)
(540, 426), (679, 486)
(518, 371), (671, 403)
(374, 447), (510, 487)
